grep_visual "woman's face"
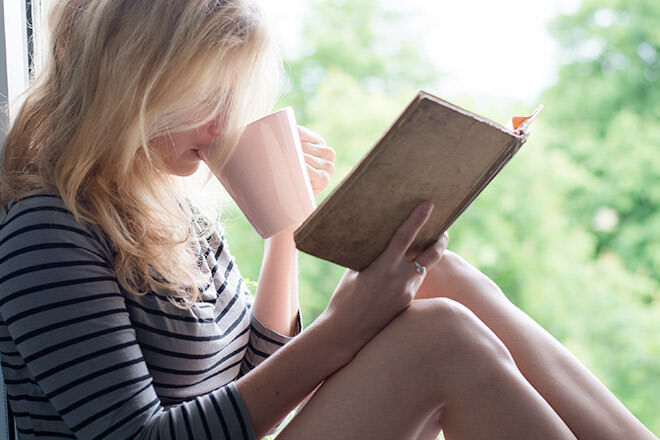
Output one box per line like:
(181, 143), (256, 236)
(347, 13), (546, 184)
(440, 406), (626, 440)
(149, 110), (225, 176)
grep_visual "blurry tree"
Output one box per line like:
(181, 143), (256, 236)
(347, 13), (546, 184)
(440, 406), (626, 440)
(447, 123), (660, 432)
(506, 0), (660, 429)
(543, 0), (660, 288)
(225, 0), (438, 323)
(280, 0), (437, 124)
(219, 0), (660, 434)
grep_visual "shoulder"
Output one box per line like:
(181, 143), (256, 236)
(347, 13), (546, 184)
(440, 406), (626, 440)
(0, 192), (113, 265)
(0, 192), (121, 324)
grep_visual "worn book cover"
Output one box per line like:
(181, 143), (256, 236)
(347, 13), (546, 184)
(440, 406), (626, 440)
(293, 90), (540, 271)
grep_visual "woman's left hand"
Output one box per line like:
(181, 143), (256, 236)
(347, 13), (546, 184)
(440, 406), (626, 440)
(299, 126), (336, 196)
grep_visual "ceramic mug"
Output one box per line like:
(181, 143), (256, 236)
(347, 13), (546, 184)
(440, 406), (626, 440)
(204, 107), (316, 238)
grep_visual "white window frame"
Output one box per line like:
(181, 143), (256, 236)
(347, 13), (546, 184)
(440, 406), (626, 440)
(1, 0), (49, 146)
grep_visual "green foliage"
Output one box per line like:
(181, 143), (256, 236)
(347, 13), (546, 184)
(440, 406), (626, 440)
(534, 2), (660, 429)
(544, 0), (660, 286)
(281, 0), (437, 124)
(448, 127), (660, 431)
(223, 0), (660, 434)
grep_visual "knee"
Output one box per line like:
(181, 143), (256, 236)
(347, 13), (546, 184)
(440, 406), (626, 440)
(417, 250), (509, 303)
(393, 298), (515, 376)
(444, 251), (504, 293)
(346, 298), (516, 402)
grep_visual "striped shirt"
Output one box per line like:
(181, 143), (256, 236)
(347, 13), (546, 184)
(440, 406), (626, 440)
(0, 193), (297, 439)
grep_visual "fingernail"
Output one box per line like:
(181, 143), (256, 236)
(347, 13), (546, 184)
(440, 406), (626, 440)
(421, 201), (434, 215)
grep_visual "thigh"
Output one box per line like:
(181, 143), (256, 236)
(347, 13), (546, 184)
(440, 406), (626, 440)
(276, 300), (450, 440)
(276, 298), (575, 440)
(415, 252), (655, 440)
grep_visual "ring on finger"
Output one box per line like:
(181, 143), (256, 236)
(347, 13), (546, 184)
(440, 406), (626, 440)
(413, 260), (426, 276)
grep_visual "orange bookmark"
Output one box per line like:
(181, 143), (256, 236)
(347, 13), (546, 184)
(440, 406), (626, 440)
(508, 105), (544, 135)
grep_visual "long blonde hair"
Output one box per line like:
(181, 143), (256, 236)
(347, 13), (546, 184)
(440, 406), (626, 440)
(1, 0), (280, 305)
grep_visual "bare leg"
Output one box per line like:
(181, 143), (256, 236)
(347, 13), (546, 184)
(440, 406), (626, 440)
(416, 250), (658, 440)
(277, 299), (575, 440)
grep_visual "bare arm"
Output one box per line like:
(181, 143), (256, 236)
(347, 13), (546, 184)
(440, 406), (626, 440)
(253, 230), (300, 335)
(252, 126), (336, 336)
(237, 202), (448, 438)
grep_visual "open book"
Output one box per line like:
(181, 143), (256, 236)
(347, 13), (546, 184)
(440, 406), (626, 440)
(293, 91), (542, 271)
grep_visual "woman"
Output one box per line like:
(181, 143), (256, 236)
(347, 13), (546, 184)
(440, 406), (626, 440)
(0, 1), (655, 439)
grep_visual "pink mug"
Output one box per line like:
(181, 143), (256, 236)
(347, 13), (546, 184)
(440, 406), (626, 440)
(205, 107), (316, 238)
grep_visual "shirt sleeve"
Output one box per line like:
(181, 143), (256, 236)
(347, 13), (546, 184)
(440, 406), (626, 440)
(210, 224), (303, 377)
(0, 198), (256, 439)
(239, 310), (302, 377)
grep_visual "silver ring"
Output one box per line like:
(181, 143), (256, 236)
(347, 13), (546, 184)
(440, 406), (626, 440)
(413, 260), (426, 276)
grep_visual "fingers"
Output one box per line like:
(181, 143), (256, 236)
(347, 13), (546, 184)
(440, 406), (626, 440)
(299, 126), (335, 195)
(303, 152), (335, 174)
(381, 201), (434, 263)
(306, 166), (331, 194)
(299, 125), (336, 162)
(302, 142), (336, 162)
(298, 125), (327, 146)
(413, 231), (449, 269)
(303, 153), (334, 194)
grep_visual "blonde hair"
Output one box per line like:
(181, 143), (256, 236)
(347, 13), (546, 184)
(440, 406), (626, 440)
(1, 0), (280, 305)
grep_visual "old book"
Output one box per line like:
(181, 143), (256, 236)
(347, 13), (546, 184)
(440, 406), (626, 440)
(293, 91), (541, 271)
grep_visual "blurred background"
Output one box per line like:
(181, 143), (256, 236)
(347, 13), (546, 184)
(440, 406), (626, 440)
(212, 0), (660, 433)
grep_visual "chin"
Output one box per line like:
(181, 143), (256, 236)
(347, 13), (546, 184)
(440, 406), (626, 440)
(170, 161), (202, 177)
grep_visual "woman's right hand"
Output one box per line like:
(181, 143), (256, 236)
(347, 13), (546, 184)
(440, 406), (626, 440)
(236, 202), (447, 436)
(319, 201), (450, 364)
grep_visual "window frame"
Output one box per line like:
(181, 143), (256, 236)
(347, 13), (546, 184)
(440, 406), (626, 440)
(1, 0), (47, 145)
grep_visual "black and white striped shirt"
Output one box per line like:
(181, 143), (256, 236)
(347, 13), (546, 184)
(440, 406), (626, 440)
(0, 193), (296, 439)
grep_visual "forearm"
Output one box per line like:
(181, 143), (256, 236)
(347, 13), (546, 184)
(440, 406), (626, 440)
(253, 229), (300, 336)
(238, 201), (449, 438)
(418, 251), (657, 439)
(236, 314), (347, 438)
